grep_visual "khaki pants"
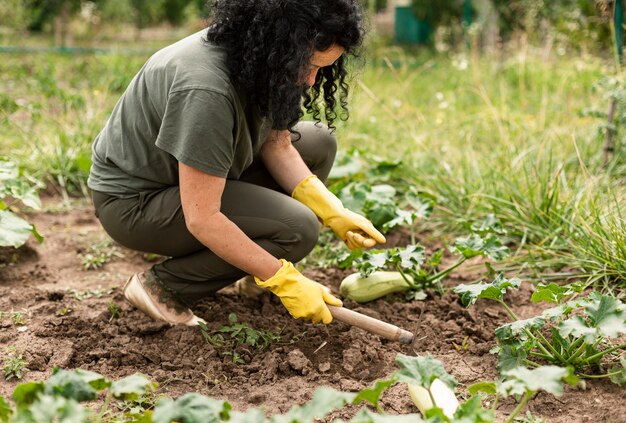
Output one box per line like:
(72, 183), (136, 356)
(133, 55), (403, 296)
(92, 122), (336, 304)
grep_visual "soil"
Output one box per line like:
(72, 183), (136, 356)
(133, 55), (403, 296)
(0, 197), (624, 422)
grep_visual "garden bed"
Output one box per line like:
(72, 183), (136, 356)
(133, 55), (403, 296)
(0, 198), (624, 422)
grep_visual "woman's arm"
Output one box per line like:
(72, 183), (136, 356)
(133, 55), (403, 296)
(178, 161), (281, 280)
(260, 129), (311, 193)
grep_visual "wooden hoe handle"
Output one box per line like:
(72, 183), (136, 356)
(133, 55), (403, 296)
(328, 305), (414, 345)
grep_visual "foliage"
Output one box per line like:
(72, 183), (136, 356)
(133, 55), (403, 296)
(455, 277), (626, 383)
(0, 158), (42, 249)
(339, 215), (509, 295)
(198, 313), (297, 365)
(79, 238), (125, 270)
(0, 353), (575, 422)
(2, 347), (28, 381)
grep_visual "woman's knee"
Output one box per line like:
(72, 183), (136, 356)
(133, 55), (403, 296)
(281, 205), (320, 263)
(292, 122), (337, 181)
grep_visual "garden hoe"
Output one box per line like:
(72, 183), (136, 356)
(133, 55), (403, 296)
(328, 305), (416, 348)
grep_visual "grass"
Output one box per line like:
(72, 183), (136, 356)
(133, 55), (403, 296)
(0, 33), (624, 291)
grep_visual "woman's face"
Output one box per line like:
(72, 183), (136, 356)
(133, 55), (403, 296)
(302, 44), (345, 87)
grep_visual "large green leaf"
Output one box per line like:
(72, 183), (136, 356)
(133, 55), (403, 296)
(495, 316), (546, 342)
(353, 378), (397, 408)
(394, 354), (457, 390)
(0, 210), (34, 248)
(44, 369), (108, 402)
(558, 316), (598, 344)
(450, 234), (509, 261)
(531, 283), (584, 304)
(152, 393), (231, 423)
(110, 374), (156, 401)
(0, 396), (12, 423)
(272, 387), (355, 423)
(12, 382), (45, 408)
(228, 409), (270, 423)
(451, 395), (494, 423)
(13, 395), (87, 423)
(453, 274), (521, 307)
(585, 295), (626, 338)
(498, 366), (576, 397)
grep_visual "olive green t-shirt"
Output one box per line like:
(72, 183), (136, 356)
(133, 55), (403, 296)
(88, 30), (270, 196)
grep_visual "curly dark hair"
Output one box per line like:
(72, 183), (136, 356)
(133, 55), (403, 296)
(205, 0), (365, 131)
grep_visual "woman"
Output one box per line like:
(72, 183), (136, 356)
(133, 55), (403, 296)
(87, 0), (385, 327)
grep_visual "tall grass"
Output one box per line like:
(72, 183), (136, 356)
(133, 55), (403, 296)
(338, 44), (624, 290)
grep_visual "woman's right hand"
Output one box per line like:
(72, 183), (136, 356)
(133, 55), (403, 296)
(254, 259), (342, 324)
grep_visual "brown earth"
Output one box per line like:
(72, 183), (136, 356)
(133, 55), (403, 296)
(0, 197), (624, 422)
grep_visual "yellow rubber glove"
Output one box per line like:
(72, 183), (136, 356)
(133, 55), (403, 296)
(254, 259), (342, 324)
(292, 175), (386, 250)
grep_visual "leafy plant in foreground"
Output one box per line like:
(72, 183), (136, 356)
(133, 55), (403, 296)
(454, 277), (626, 384)
(0, 158), (43, 249)
(0, 353), (579, 423)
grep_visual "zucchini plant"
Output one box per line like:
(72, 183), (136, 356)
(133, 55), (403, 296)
(0, 158), (43, 248)
(338, 231), (510, 303)
(454, 276), (626, 384)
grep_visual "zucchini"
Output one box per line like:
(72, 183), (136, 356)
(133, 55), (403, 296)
(408, 378), (459, 418)
(339, 271), (413, 303)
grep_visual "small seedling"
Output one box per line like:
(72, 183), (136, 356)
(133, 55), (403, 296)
(55, 306), (72, 316)
(452, 336), (471, 352)
(198, 313), (295, 364)
(79, 239), (124, 270)
(2, 347), (28, 381)
(67, 286), (114, 301)
(107, 300), (120, 322)
(10, 309), (29, 326)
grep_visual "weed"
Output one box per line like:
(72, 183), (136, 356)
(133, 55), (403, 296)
(9, 309), (29, 325)
(107, 300), (120, 322)
(55, 306), (72, 316)
(67, 286), (115, 301)
(80, 239), (124, 270)
(452, 336), (471, 352)
(198, 313), (295, 364)
(2, 347), (28, 381)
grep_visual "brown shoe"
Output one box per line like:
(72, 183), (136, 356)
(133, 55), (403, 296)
(123, 272), (206, 326)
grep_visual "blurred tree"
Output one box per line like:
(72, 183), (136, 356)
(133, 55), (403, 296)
(362, 0), (388, 14)
(411, 0), (469, 29)
(26, 0), (85, 46)
(160, 0), (194, 26)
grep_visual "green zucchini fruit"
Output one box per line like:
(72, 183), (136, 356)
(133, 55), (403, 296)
(339, 271), (413, 303)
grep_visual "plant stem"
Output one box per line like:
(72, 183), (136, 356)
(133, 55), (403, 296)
(578, 370), (622, 379)
(565, 337), (585, 358)
(534, 330), (567, 363)
(495, 299), (519, 321)
(504, 391), (533, 423)
(491, 393), (500, 411)
(97, 391), (112, 422)
(567, 341), (588, 364)
(428, 388), (438, 409)
(426, 257), (466, 284)
(395, 266), (419, 290)
(529, 351), (553, 361)
(582, 343), (626, 364)
(524, 359), (542, 368)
